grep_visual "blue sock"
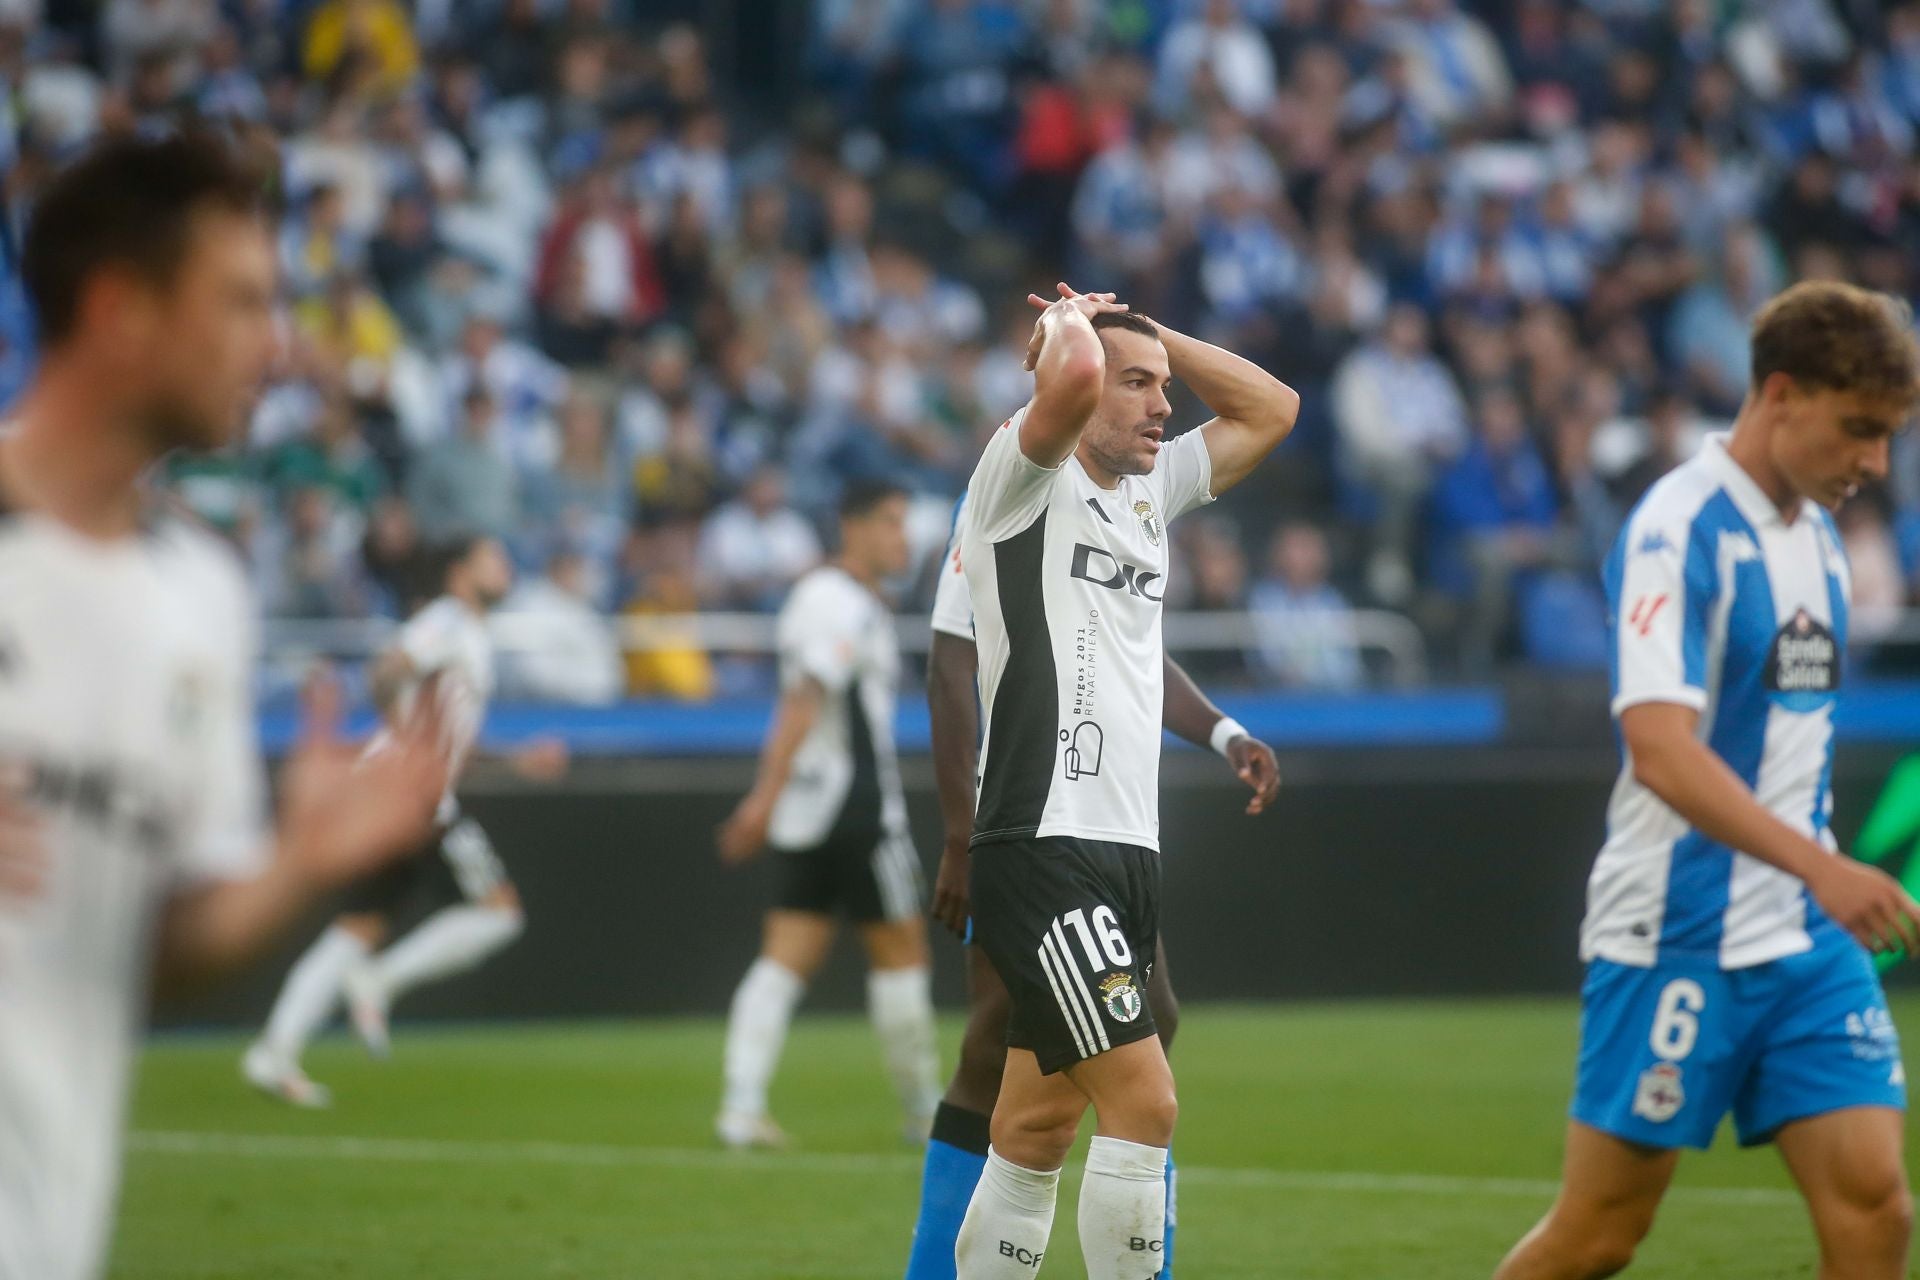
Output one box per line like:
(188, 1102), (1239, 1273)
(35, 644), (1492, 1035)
(904, 1103), (991, 1280)
(1159, 1152), (1176, 1279)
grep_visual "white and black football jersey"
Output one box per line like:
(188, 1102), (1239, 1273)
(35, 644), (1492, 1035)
(371, 594), (495, 821)
(768, 565), (910, 852)
(0, 507), (265, 1280)
(960, 406), (1214, 852)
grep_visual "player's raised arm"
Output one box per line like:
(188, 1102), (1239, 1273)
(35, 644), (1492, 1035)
(1015, 283), (1126, 468)
(1155, 321), (1300, 495)
(1161, 656), (1279, 816)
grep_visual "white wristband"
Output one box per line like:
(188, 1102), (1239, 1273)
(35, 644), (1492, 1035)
(1208, 717), (1247, 758)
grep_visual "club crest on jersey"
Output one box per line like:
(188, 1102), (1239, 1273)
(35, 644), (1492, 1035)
(1132, 500), (1161, 546)
(1632, 1062), (1684, 1123)
(1100, 972), (1143, 1023)
(1765, 607), (1839, 712)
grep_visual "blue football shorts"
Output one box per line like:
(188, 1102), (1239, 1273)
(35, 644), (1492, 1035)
(1572, 934), (1905, 1149)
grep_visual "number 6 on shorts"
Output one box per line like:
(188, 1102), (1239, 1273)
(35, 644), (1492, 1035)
(1649, 978), (1705, 1061)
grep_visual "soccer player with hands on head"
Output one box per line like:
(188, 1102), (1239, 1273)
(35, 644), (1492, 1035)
(949, 281), (1296, 1280)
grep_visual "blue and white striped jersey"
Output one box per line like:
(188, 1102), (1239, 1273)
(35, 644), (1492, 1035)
(1584, 434), (1851, 971)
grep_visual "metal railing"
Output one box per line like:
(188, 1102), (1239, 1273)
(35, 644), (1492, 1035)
(260, 608), (1432, 686)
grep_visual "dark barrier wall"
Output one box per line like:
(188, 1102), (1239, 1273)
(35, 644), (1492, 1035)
(170, 743), (1920, 1028)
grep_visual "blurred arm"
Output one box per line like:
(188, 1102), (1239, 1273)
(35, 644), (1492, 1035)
(928, 632), (980, 851)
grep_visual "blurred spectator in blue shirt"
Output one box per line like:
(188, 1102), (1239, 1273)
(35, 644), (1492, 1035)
(1156, 0), (1277, 119)
(1252, 522), (1363, 690)
(894, 0), (1029, 195)
(409, 388), (522, 542)
(1667, 222), (1781, 416)
(1430, 387), (1560, 673)
(1386, 0), (1512, 131)
(519, 392), (632, 602)
(1332, 303), (1469, 605)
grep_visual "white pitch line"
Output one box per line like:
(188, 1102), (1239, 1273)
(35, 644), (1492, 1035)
(125, 1130), (1802, 1208)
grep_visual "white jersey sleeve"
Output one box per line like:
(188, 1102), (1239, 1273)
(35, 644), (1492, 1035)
(1149, 426), (1216, 524)
(963, 406), (1062, 543)
(930, 492), (975, 640)
(1610, 493), (1714, 717)
(171, 536), (268, 885)
(777, 574), (863, 693)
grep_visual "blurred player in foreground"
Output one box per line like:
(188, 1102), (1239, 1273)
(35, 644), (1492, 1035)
(952, 285), (1297, 1279)
(1495, 282), (1920, 1280)
(0, 135), (448, 1280)
(902, 484), (1280, 1280)
(245, 534), (566, 1105)
(714, 480), (939, 1150)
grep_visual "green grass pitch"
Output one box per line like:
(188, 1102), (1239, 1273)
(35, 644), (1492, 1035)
(110, 996), (1920, 1278)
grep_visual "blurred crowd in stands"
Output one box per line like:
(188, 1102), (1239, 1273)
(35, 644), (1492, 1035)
(1, 0), (1918, 697)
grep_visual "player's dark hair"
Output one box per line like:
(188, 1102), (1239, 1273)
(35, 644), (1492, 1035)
(22, 132), (268, 347)
(839, 478), (908, 522)
(1750, 281), (1920, 410)
(1091, 311), (1160, 342)
(404, 534), (485, 611)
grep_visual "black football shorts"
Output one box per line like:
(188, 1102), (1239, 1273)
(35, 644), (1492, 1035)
(970, 835), (1161, 1074)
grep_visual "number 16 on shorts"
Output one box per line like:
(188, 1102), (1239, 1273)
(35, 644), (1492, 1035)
(1039, 907), (1144, 1051)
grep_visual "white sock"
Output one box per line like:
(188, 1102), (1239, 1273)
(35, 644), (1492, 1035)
(260, 926), (368, 1064)
(721, 957), (805, 1118)
(955, 1148), (1060, 1278)
(867, 964), (939, 1124)
(372, 905), (524, 1007)
(1078, 1136), (1168, 1279)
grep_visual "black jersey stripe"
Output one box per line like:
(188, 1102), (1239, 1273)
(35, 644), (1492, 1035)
(973, 513), (1058, 845)
(823, 681), (884, 848)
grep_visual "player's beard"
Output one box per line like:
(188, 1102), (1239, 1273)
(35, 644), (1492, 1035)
(145, 387), (240, 455)
(1083, 416), (1158, 478)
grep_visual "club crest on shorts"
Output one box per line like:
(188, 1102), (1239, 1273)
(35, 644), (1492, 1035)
(1132, 500), (1160, 547)
(1632, 1061), (1684, 1123)
(1100, 973), (1142, 1023)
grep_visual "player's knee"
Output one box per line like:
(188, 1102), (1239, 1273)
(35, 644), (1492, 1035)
(1827, 1172), (1913, 1256)
(1574, 1236), (1639, 1279)
(992, 1097), (1082, 1165)
(1548, 1209), (1649, 1279)
(483, 882), (521, 915)
(1099, 1079), (1178, 1147)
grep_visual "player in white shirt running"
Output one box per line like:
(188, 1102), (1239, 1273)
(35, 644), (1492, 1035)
(0, 134), (447, 1280)
(953, 285), (1298, 1280)
(1495, 283), (1920, 1280)
(245, 535), (566, 1105)
(714, 480), (938, 1150)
